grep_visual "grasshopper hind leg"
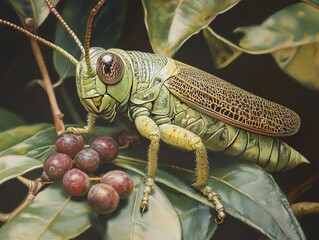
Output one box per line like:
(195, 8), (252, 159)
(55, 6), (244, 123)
(134, 115), (226, 223)
(158, 124), (227, 224)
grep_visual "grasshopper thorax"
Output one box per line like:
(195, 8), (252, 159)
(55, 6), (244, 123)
(76, 47), (133, 121)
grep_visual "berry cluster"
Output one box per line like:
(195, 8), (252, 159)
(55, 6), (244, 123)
(42, 130), (140, 214)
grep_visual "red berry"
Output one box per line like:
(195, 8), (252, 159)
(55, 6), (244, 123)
(62, 169), (90, 196)
(43, 153), (73, 180)
(56, 133), (84, 158)
(118, 130), (141, 148)
(90, 136), (119, 163)
(87, 183), (119, 214)
(74, 148), (100, 173)
(101, 170), (133, 199)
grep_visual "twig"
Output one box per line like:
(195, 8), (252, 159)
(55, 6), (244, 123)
(24, 17), (65, 134)
(52, 77), (65, 88)
(287, 171), (319, 202)
(0, 177), (46, 223)
(0, 213), (9, 223)
(292, 202), (319, 218)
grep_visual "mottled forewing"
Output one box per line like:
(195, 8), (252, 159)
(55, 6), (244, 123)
(164, 61), (300, 137)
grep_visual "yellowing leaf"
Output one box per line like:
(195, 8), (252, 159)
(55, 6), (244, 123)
(235, 3), (319, 53)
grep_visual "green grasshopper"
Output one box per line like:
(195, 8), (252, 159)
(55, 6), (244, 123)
(1, 0), (309, 224)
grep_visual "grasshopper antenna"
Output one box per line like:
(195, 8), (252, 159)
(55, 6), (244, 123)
(44, 0), (85, 55)
(84, 0), (106, 73)
(0, 19), (78, 65)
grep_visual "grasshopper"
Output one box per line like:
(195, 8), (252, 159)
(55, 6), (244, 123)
(0, 0), (309, 224)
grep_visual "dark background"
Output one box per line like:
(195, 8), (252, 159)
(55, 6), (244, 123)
(0, 0), (318, 239)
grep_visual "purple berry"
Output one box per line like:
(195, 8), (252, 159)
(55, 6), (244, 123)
(90, 136), (119, 163)
(74, 148), (100, 173)
(87, 183), (119, 214)
(56, 133), (84, 158)
(101, 170), (133, 199)
(43, 153), (73, 180)
(118, 130), (141, 148)
(62, 169), (90, 196)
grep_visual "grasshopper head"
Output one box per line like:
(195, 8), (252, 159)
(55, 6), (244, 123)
(76, 47), (132, 121)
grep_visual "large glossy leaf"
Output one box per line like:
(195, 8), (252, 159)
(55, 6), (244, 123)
(53, 0), (127, 78)
(142, 0), (241, 56)
(114, 153), (306, 240)
(8, 0), (59, 27)
(163, 186), (217, 240)
(0, 125), (57, 162)
(0, 181), (91, 239)
(105, 171), (182, 240)
(0, 155), (42, 185)
(0, 123), (50, 151)
(0, 108), (25, 131)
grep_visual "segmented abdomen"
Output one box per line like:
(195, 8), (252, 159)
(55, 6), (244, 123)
(164, 61), (301, 137)
(170, 97), (308, 172)
(203, 123), (308, 172)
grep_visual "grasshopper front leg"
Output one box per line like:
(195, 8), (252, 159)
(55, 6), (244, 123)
(135, 116), (160, 213)
(67, 112), (96, 134)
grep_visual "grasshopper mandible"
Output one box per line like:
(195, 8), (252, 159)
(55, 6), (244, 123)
(0, 0), (309, 224)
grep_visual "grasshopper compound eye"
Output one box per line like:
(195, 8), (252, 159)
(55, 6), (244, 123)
(97, 52), (124, 85)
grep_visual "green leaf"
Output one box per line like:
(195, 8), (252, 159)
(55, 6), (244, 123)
(203, 27), (242, 68)
(0, 181), (91, 239)
(163, 186), (217, 240)
(0, 155), (42, 185)
(53, 0), (127, 78)
(0, 125), (57, 162)
(142, 0), (241, 56)
(114, 153), (306, 240)
(105, 171), (182, 240)
(271, 42), (319, 90)
(235, 3), (319, 53)
(0, 108), (25, 131)
(8, 0), (59, 27)
(0, 123), (51, 151)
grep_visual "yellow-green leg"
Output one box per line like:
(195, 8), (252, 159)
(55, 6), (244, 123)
(135, 116), (226, 223)
(67, 112), (96, 134)
(135, 116), (160, 213)
(158, 124), (226, 224)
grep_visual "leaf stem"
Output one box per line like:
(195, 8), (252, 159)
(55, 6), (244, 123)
(89, 177), (101, 181)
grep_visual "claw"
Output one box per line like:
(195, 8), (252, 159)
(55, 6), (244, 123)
(140, 177), (155, 216)
(140, 200), (148, 215)
(200, 186), (227, 224)
(215, 208), (227, 224)
(66, 126), (94, 135)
